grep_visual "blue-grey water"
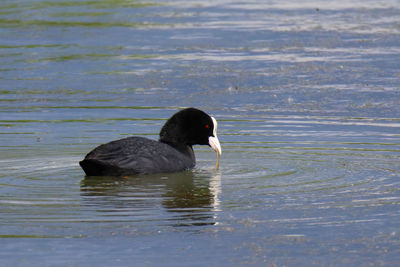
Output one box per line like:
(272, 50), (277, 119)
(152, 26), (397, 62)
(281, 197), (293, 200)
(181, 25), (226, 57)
(1, 0), (400, 266)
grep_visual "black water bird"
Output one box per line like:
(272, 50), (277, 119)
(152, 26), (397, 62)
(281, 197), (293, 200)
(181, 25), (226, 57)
(79, 108), (221, 176)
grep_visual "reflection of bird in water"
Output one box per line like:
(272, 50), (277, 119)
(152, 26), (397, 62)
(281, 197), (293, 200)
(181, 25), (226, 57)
(80, 108), (221, 176)
(80, 169), (222, 227)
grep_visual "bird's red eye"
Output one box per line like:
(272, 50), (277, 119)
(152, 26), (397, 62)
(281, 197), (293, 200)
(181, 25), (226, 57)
(205, 124), (209, 129)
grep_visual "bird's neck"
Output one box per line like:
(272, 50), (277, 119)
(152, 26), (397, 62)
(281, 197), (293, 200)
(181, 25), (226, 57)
(160, 140), (195, 161)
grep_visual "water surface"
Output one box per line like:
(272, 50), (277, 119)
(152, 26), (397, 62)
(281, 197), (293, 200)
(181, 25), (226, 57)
(1, 0), (400, 266)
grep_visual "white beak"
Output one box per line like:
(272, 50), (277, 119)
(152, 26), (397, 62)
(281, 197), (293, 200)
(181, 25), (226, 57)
(209, 117), (222, 156)
(209, 136), (222, 156)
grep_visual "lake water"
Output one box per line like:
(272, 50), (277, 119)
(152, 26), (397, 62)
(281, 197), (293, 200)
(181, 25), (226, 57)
(1, 0), (400, 266)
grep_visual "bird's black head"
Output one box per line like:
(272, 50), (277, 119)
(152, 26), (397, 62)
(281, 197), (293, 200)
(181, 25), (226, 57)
(159, 108), (221, 155)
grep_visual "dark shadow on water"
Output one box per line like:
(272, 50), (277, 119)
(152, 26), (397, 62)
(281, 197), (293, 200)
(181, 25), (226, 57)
(80, 169), (221, 227)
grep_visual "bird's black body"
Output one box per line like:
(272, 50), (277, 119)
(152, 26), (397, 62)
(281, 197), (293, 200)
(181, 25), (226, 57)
(79, 108), (221, 176)
(80, 137), (195, 176)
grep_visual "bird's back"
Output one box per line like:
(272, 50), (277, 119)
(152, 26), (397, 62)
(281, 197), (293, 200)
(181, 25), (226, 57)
(80, 137), (195, 176)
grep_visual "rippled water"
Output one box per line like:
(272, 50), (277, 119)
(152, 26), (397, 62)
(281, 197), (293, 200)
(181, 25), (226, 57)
(1, 0), (400, 266)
